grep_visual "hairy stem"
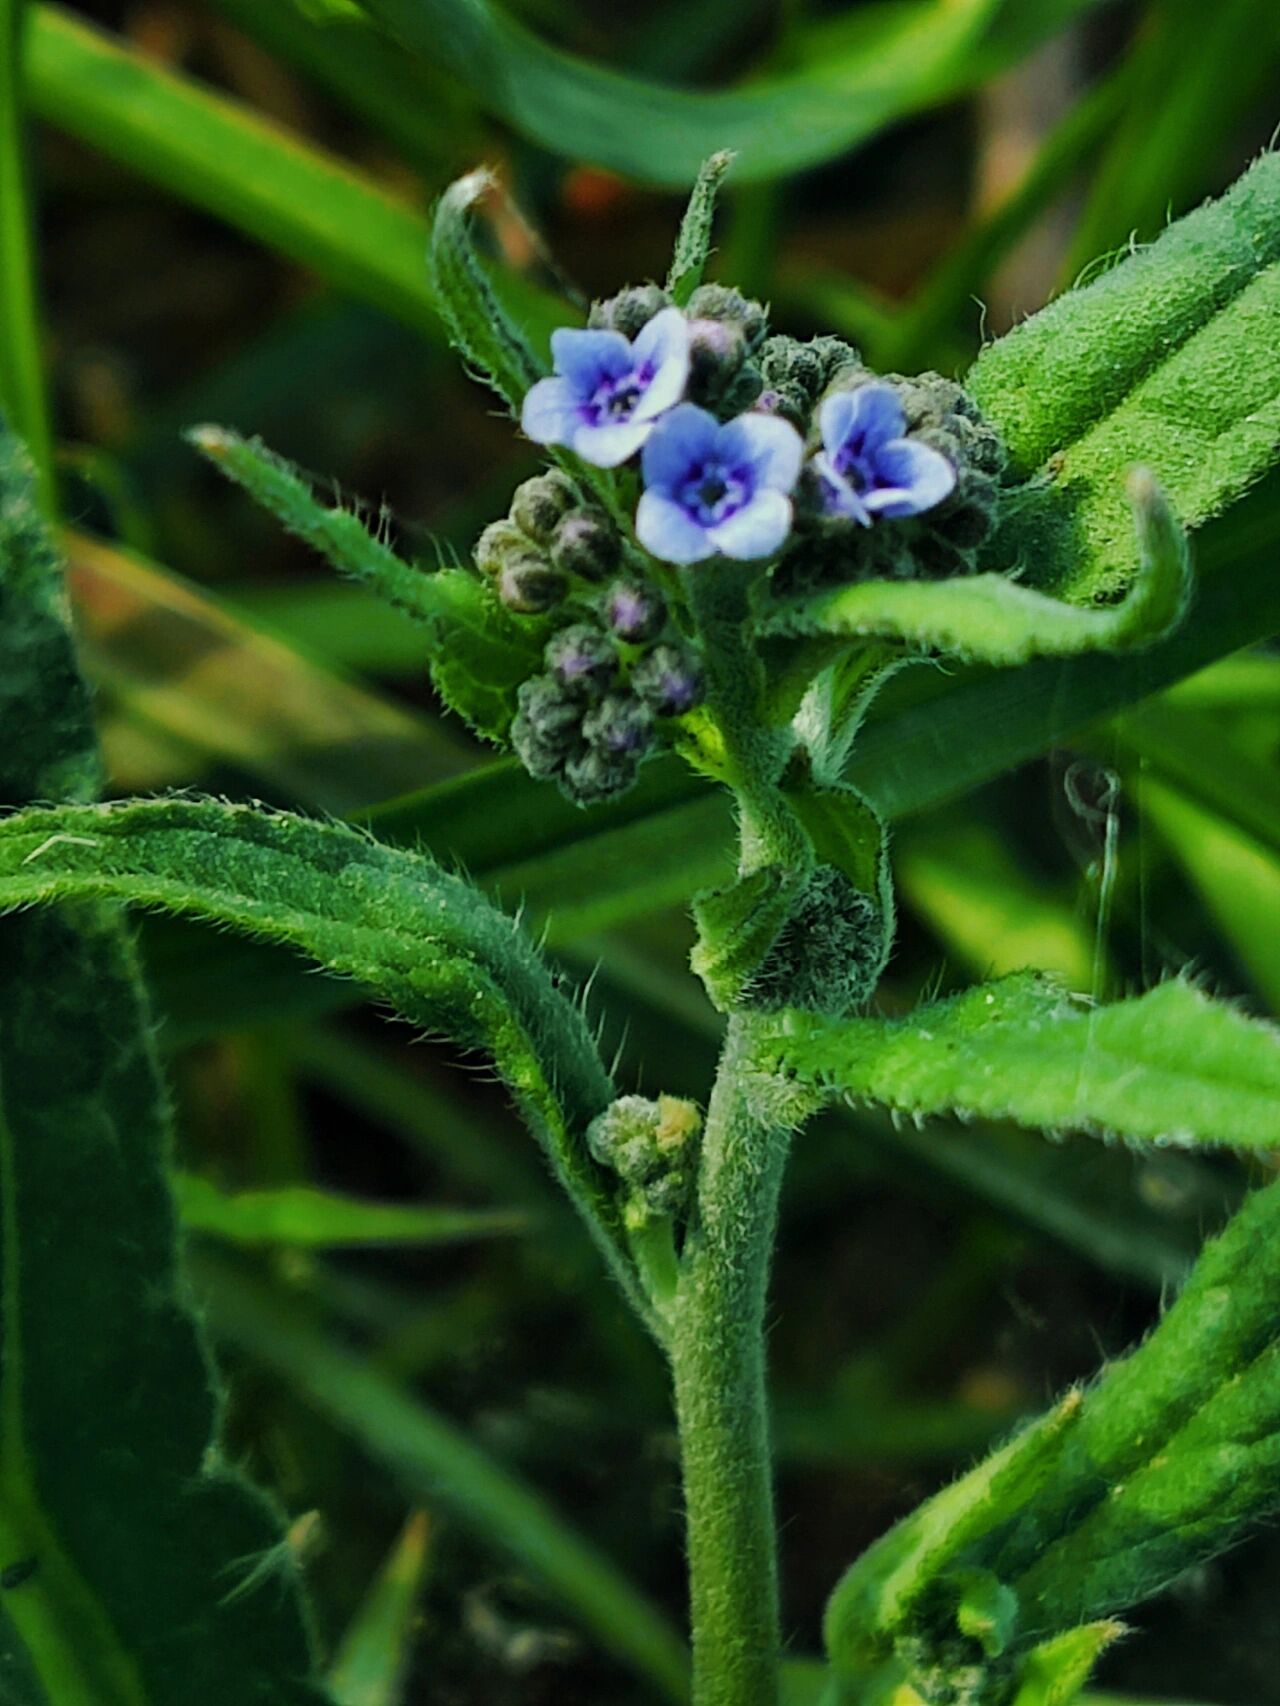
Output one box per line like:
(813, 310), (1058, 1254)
(670, 1015), (802, 1706)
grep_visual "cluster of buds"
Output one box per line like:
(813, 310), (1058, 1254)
(474, 470), (620, 615)
(586, 1093), (703, 1221)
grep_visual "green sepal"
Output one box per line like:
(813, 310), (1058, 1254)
(951, 1569), (1019, 1660)
(427, 168), (546, 413)
(1009, 1621), (1125, 1706)
(666, 150), (734, 307)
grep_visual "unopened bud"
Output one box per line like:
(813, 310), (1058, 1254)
(545, 623), (618, 697)
(496, 559), (567, 615)
(582, 692), (654, 759)
(475, 519), (532, 579)
(511, 674), (582, 780)
(605, 579), (665, 644)
(631, 643), (705, 718)
(550, 510), (620, 582)
(510, 471), (578, 544)
(562, 744), (641, 805)
(686, 284), (768, 353)
(588, 283), (671, 340)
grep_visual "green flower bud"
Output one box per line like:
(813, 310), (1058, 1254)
(604, 579), (665, 644)
(510, 674), (582, 780)
(545, 623), (618, 698)
(757, 333), (860, 428)
(550, 510), (621, 582)
(510, 470), (579, 543)
(631, 642), (705, 718)
(685, 284), (769, 354)
(582, 692), (654, 760)
(496, 559), (568, 615)
(588, 283), (672, 340)
(752, 866), (890, 1016)
(475, 519), (535, 579)
(587, 1094), (702, 1217)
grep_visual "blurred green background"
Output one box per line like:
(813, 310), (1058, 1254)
(8, 1), (1280, 1701)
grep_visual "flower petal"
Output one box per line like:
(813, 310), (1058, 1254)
(721, 412), (803, 493)
(572, 418), (652, 467)
(641, 403), (721, 494)
(551, 326), (632, 391)
(707, 489), (793, 560)
(811, 453), (872, 526)
(867, 438), (956, 516)
(521, 376), (579, 445)
(821, 382), (905, 458)
(637, 491), (714, 564)
(631, 307), (691, 421)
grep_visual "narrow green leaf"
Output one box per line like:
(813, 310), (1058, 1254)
(771, 972), (1280, 1150)
(196, 1252), (690, 1703)
(767, 469), (1189, 667)
(188, 426), (547, 743)
(0, 0), (53, 512)
(0, 796), (645, 1322)
(358, 0), (1093, 186)
(0, 419), (326, 1701)
(328, 1512), (432, 1706)
(427, 169), (545, 413)
(1011, 1623), (1126, 1706)
(175, 1175), (527, 1249)
(666, 150), (734, 306)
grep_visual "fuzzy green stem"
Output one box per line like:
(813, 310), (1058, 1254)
(0, 0), (54, 511)
(670, 1015), (802, 1706)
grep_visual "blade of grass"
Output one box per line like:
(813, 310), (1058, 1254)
(174, 1175), (528, 1249)
(0, 0), (53, 510)
(194, 1250), (690, 1703)
(23, 6), (560, 345)
(328, 1512), (432, 1706)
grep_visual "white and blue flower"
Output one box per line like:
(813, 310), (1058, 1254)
(813, 383), (955, 526)
(521, 308), (691, 467)
(636, 404), (803, 565)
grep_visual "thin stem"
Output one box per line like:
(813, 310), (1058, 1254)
(670, 1014), (803, 1706)
(0, 0), (54, 512)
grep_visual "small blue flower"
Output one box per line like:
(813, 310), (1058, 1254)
(636, 404), (803, 565)
(814, 383), (955, 526)
(521, 308), (690, 467)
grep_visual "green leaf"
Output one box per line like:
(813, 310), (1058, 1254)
(196, 1251), (690, 1703)
(1011, 1623), (1126, 1706)
(0, 0), (53, 512)
(24, 6), (559, 346)
(766, 469), (1189, 668)
(328, 1512), (432, 1706)
(969, 151), (1280, 603)
(826, 1170), (1280, 1680)
(0, 795), (646, 1321)
(175, 1175), (527, 1249)
(0, 418), (326, 1700)
(358, 0), (1097, 186)
(187, 426), (547, 744)
(666, 150), (734, 306)
(427, 168), (546, 414)
(770, 972), (1280, 1150)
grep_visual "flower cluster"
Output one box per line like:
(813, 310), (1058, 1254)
(478, 281), (1003, 802)
(587, 1093), (703, 1220)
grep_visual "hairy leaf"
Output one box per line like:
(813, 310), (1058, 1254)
(970, 150), (1280, 601)
(0, 420), (326, 1700)
(769, 972), (1280, 1149)
(189, 426), (547, 743)
(666, 150), (733, 305)
(0, 796), (644, 1320)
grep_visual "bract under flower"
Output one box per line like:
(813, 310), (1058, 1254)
(814, 382), (955, 526)
(637, 404), (802, 565)
(521, 307), (690, 467)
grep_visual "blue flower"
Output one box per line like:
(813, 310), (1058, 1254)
(521, 308), (690, 467)
(814, 383), (955, 526)
(636, 404), (803, 565)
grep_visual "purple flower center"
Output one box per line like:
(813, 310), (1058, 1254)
(586, 363), (655, 425)
(678, 459), (751, 527)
